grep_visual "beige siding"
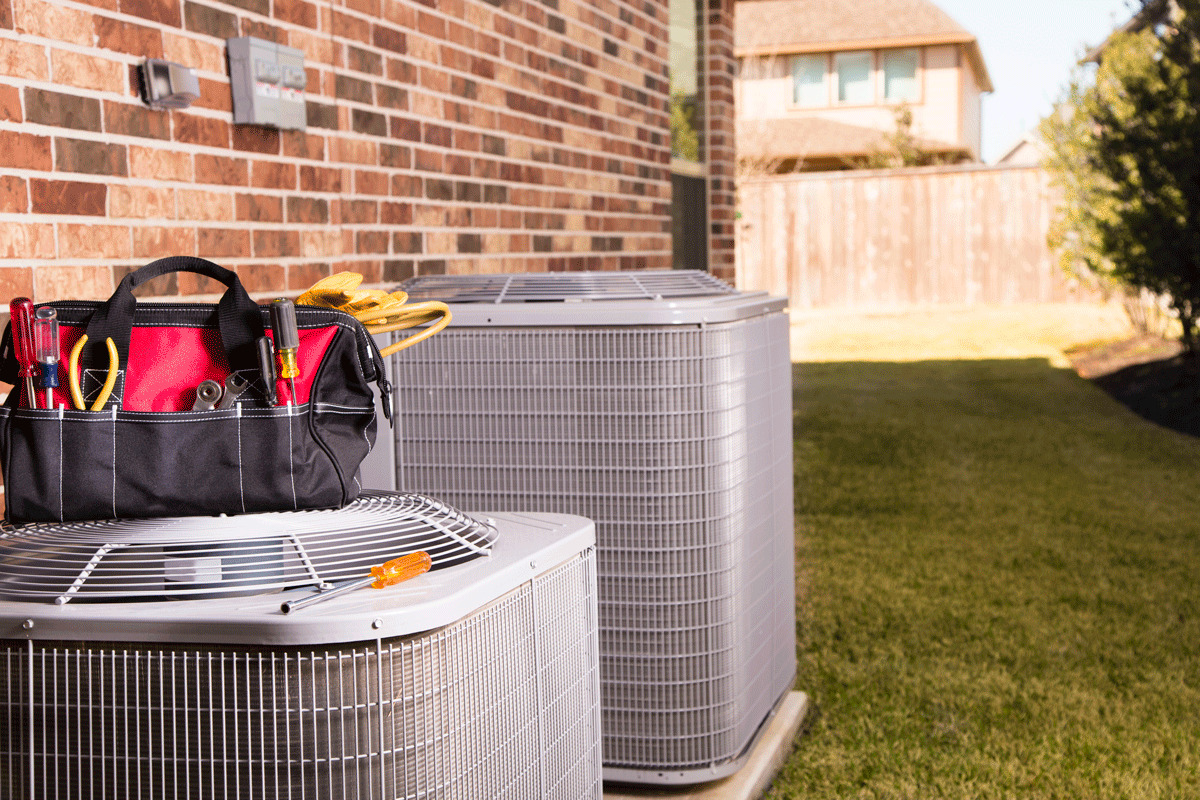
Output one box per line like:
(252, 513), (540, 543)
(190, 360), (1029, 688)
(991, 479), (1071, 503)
(737, 164), (1086, 307)
(960, 50), (984, 159)
(737, 44), (968, 151)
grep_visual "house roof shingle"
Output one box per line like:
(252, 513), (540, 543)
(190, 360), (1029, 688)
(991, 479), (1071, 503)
(737, 116), (970, 164)
(735, 0), (993, 91)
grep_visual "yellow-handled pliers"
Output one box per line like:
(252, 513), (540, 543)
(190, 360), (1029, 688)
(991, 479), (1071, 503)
(68, 335), (119, 411)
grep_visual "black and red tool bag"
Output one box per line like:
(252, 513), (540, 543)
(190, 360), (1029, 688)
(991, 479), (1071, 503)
(0, 257), (392, 524)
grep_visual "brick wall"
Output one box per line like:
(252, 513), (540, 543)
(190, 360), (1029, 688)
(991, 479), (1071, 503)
(0, 0), (682, 303)
(705, 0), (734, 280)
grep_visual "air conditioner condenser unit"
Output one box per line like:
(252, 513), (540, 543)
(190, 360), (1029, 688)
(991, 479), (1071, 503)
(368, 271), (797, 785)
(0, 492), (602, 799)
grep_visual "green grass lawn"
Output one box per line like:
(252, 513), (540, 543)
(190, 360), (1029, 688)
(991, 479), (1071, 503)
(769, 359), (1200, 799)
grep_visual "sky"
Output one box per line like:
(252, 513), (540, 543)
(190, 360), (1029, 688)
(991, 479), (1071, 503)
(933, 0), (1138, 163)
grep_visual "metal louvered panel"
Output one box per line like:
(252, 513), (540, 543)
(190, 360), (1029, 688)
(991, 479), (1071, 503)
(387, 307), (796, 784)
(0, 548), (601, 800)
(401, 270), (735, 304)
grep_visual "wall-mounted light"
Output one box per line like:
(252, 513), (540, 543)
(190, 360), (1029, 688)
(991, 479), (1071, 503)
(141, 59), (201, 110)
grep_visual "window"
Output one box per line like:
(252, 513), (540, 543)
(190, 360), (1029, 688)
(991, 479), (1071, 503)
(791, 54), (826, 107)
(883, 48), (920, 101)
(835, 51), (873, 104)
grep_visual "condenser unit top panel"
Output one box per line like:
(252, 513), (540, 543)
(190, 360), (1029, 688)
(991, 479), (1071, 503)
(0, 511), (594, 647)
(400, 270), (787, 326)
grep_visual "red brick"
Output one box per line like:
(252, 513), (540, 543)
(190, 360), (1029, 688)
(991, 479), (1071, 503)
(35, 265), (112, 301)
(58, 223), (131, 259)
(286, 195), (328, 224)
(331, 11), (369, 42)
(174, 115), (229, 148)
(281, 131), (325, 161)
(240, 19), (284, 43)
(391, 174), (421, 197)
(343, 199), (377, 224)
(177, 272), (225, 295)
(0, 174), (23, 211)
(193, 77), (233, 113)
(0, 84), (18, 122)
(0, 268), (33, 301)
(275, 0), (316, 27)
(95, 16), (163, 57)
(300, 165), (341, 193)
(119, 0), (180, 27)
(55, 138), (128, 177)
(195, 154), (248, 186)
(233, 126), (280, 155)
(253, 229), (299, 258)
(119, 265), (177, 297)
(233, 263), (285, 293)
(355, 230), (388, 254)
(30, 179), (105, 216)
(0, 0), (12, 28)
(354, 170), (388, 196)
(1, 223), (54, 258)
(197, 228), (250, 258)
(25, 88), (101, 131)
(287, 262), (331, 291)
(0, 130), (48, 172)
(133, 226), (196, 258)
(236, 193), (282, 223)
(250, 160), (295, 190)
(380, 201), (412, 225)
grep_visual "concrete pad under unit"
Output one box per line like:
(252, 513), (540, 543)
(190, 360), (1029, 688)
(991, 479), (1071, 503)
(603, 691), (809, 800)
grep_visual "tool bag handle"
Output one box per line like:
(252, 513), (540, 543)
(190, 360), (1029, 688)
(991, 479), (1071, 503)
(80, 257), (266, 407)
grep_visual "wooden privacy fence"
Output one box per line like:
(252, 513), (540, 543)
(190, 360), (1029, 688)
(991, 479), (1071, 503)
(736, 164), (1083, 309)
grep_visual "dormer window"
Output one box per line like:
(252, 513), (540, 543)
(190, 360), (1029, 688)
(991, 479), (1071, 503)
(835, 51), (873, 104)
(883, 48), (920, 101)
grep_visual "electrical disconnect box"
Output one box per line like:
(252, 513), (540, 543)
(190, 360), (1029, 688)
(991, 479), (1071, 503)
(227, 37), (307, 130)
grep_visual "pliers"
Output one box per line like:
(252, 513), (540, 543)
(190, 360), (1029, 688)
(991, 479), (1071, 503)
(68, 335), (119, 411)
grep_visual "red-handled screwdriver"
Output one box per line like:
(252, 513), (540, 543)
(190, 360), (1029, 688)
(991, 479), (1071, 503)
(33, 306), (59, 409)
(9, 298), (37, 409)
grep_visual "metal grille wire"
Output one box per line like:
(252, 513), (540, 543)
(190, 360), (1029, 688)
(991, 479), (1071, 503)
(389, 315), (796, 775)
(0, 550), (602, 800)
(0, 492), (496, 604)
(400, 270), (735, 304)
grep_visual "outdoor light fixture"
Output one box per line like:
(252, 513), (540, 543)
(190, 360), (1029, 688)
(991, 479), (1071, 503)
(140, 58), (201, 110)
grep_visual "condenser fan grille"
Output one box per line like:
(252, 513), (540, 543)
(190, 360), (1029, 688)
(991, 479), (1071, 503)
(0, 492), (495, 603)
(401, 270), (735, 304)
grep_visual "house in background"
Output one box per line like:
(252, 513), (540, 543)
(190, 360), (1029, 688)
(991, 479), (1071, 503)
(734, 0), (993, 172)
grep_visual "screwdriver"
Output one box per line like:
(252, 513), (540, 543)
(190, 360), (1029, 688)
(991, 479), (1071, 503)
(270, 298), (299, 404)
(280, 551), (432, 614)
(9, 298), (37, 409)
(256, 335), (277, 406)
(33, 306), (59, 410)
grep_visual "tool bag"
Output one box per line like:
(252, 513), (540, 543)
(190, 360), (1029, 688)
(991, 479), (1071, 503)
(0, 257), (392, 524)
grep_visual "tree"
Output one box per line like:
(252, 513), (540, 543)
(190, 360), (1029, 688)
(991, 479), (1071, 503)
(865, 104), (954, 170)
(1042, 0), (1200, 351)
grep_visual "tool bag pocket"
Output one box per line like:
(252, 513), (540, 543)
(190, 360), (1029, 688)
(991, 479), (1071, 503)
(0, 257), (390, 524)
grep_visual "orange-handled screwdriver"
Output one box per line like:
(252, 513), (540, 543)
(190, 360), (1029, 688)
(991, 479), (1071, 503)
(280, 551), (432, 614)
(371, 551), (434, 587)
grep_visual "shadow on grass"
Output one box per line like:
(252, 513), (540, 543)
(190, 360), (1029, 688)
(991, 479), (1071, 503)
(1091, 353), (1200, 438)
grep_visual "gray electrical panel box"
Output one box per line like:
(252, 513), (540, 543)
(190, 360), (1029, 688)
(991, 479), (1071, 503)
(227, 37), (306, 130)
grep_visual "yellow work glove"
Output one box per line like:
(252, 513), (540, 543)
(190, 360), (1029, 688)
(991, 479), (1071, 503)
(297, 272), (451, 357)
